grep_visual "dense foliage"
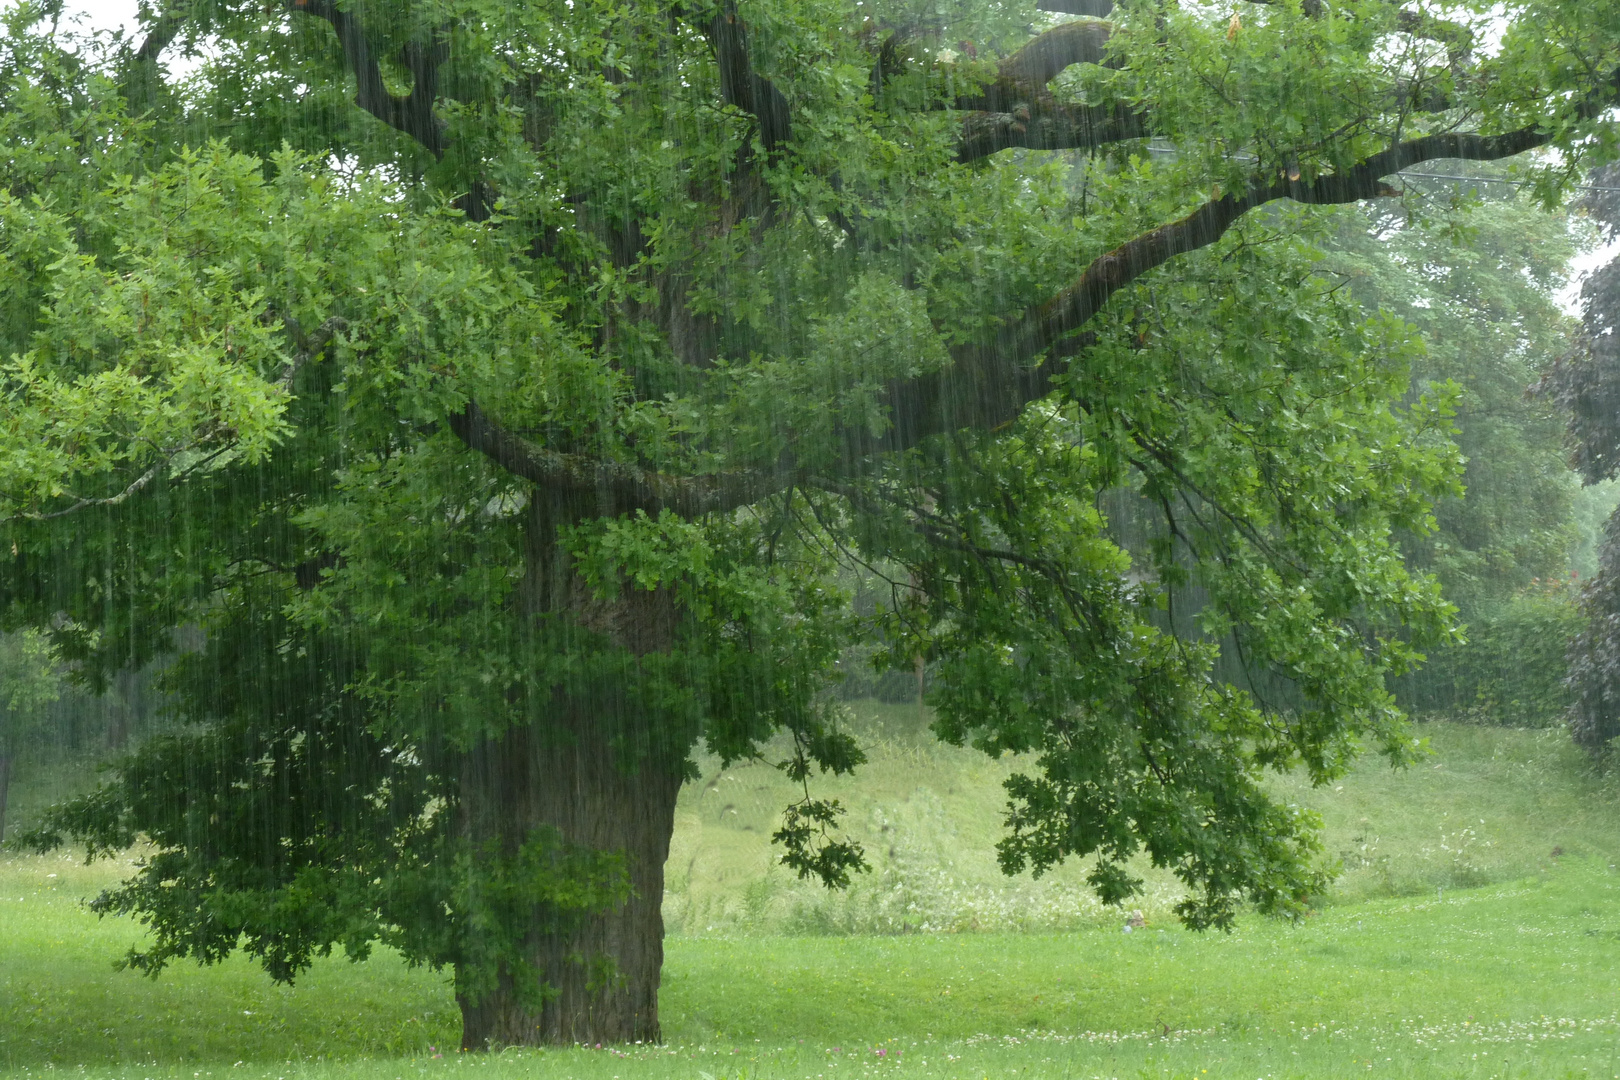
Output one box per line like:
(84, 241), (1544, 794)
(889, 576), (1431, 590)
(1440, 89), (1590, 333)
(2, 0), (1619, 1047)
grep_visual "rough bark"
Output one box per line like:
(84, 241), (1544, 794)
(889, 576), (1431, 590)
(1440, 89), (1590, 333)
(448, 401), (788, 521)
(454, 492), (688, 1049)
(1035, 0), (1113, 15)
(456, 717), (684, 1048)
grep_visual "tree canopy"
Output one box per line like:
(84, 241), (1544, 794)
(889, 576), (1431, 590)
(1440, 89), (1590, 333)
(5, 0), (1620, 1049)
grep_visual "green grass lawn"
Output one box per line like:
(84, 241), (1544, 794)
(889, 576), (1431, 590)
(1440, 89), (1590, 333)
(3, 717), (1620, 1078)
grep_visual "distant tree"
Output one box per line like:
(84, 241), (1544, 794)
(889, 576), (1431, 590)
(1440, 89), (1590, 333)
(0, 630), (64, 842)
(4, 0), (1620, 1050)
(1547, 164), (1620, 753)
(1351, 195), (1580, 604)
(1326, 184), (1587, 722)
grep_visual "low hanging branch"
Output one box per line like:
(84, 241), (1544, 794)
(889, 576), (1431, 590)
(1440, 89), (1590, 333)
(16, 440), (234, 523)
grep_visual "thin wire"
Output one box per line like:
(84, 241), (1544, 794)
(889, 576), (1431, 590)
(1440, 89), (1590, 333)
(1395, 171), (1620, 193)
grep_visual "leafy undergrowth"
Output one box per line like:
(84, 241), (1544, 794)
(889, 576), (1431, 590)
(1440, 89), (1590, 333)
(3, 859), (1620, 1077)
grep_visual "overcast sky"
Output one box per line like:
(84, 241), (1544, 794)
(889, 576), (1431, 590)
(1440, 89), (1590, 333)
(65, 0), (137, 33)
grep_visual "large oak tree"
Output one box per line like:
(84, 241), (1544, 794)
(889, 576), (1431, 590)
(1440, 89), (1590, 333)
(4, 0), (1618, 1050)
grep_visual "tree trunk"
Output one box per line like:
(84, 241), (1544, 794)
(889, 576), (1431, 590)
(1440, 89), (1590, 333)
(456, 719), (683, 1048)
(454, 491), (688, 1049)
(0, 751), (11, 846)
(107, 670), (137, 751)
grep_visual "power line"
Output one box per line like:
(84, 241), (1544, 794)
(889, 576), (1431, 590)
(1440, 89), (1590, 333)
(1395, 171), (1620, 193)
(1135, 143), (1620, 192)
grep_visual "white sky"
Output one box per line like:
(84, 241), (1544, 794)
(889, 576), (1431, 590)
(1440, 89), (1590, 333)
(63, 0), (137, 35)
(1562, 241), (1617, 317)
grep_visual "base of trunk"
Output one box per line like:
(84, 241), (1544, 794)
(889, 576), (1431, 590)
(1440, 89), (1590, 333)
(456, 718), (683, 1049)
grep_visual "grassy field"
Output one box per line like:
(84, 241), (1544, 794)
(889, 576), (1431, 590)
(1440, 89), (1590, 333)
(3, 713), (1620, 1078)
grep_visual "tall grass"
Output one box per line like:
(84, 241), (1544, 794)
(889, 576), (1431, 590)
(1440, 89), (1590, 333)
(13, 709), (1615, 935)
(665, 710), (1620, 934)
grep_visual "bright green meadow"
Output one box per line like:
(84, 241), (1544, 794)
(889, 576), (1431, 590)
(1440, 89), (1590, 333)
(3, 710), (1620, 1079)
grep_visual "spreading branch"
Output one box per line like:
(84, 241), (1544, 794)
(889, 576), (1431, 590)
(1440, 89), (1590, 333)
(286, 0), (450, 158)
(153, 0), (1597, 524)
(858, 125), (1560, 459)
(953, 21), (1146, 163)
(456, 124), (1585, 513)
(447, 401), (788, 518)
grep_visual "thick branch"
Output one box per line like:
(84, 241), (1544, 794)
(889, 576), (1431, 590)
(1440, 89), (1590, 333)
(703, 3), (792, 157)
(1036, 0), (1115, 15)
(448, 401), (785, 518)
(958, 100), (1148, 162)
(133, 3), (190, 64)
(287, 0), (449, 158)
(956, 4), (1471, 161)
(954, 20), (1115, 112)
(999, 19), (1115, 87)
(863, 125), (1557, 458)
(953, 21), (1144, 163)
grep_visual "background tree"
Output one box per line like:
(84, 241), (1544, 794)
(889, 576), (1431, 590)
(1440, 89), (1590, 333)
(1546, 163), (1620, 754)
(5, 0), (1620, 1051)
(1327, 180), (1589, 724)
(0, 629), (64, 842)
